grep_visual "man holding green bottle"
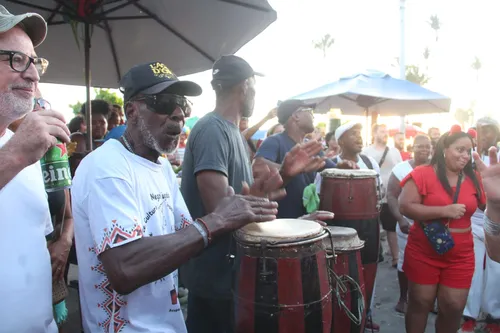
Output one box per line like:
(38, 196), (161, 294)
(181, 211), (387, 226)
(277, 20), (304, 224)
(0, 5), (70, 333)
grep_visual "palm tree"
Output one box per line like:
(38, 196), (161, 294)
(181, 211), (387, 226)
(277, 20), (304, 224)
(423, 47), (431, 70)
(423, 47), (430, 60)
(471, 56), (482, 83)
(405, 65), (430, 86)
(428, 15), (441, 41)
(313, 34), (334, 58)
(455, 106), (474, 128)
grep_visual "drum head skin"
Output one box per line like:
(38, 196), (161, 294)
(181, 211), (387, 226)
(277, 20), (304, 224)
(321, 168), (377, 178)
(235, 219), (324, 244)
(323, 226), (365, 251)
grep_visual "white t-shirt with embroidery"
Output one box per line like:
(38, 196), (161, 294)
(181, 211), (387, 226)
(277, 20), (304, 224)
(72, 139), (192, 333)
(0, 129), (57, 333)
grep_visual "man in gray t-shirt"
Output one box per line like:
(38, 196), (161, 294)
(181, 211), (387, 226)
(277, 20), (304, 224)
(180, 55), (260, 333)
(180, 109), (253, 291)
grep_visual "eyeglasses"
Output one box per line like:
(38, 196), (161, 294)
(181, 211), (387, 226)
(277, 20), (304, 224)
(0, 50), (49, 76)
(34, 98), (51, 111)
(132, 93), (190, 116)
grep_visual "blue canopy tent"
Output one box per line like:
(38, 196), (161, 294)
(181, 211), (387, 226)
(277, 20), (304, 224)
(292, 70), (451, 116)
(251, 129), (267, 141)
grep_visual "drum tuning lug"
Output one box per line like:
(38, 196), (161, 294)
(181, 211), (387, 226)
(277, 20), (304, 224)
(226, 253), (235, 265)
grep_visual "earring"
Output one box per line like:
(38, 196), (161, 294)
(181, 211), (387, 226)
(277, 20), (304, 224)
(443, 153), (446, 158)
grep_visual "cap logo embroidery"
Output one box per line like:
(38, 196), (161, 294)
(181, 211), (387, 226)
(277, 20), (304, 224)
(149, 62), (176, 79)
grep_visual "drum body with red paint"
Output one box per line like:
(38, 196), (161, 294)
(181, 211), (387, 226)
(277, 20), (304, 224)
(233, 219), (332, 333)
(324, 226), (366, 333)
(319, 169), (380, 315)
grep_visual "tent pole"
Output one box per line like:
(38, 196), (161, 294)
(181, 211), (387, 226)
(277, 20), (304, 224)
(365, 108), (370, 146)
(399, 0), (406, 135)
(84, 21), (92, 151)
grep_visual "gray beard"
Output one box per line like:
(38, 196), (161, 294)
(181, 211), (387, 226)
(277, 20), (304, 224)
(0, 92), (34, 125)
(137, 113), (177, 155)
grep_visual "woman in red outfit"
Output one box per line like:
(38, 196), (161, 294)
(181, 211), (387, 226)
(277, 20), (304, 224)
(399, 126), (485, 333)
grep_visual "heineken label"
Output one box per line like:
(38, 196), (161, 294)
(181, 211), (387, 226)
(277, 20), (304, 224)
(41, 141), (72, 192)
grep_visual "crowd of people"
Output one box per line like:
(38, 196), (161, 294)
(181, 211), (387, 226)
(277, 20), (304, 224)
(4, 5), (500, 333)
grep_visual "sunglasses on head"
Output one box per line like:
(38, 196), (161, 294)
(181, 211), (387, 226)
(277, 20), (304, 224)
(132, 93), (191, 116)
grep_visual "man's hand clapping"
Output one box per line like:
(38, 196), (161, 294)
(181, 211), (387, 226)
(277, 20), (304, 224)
(281, 140), (326, 179)
(248, 158), (286, 201)
(474, 147), (500, 220)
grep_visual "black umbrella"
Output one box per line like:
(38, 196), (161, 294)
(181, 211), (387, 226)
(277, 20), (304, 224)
(3, 0), (276, 149)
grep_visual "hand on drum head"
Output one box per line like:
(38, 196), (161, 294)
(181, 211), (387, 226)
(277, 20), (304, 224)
(249, 159), (286, 200)
(213, 187), (278, 230)
(299, 210), (335, 226)
(281, 141), (326, 178)
(336, 160), (359, 170)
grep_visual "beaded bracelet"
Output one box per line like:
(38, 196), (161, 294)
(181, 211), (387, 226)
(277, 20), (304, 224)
(484, 209), (500, 236)
(192, 220), (209, 248)
(196, 218), (212, 245)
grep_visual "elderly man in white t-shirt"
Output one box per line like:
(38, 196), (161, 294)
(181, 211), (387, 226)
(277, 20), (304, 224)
(460, 117), (500, 333)
(386, 135), (431, 314)
(0, 5), (71, 333)
(71, 62), (282, 333)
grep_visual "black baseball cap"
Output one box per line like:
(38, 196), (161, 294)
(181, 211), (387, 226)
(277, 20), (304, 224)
(211, 55), (263, 90)
(277, 99), (316, 125)
(120, 61), (202, 102)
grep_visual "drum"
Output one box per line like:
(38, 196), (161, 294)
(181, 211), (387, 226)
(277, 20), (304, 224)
(323, 227), (366, 333)
(319, 169), (379, 220)
(233, 219), (332, 333)
(319, 169), (380, 316)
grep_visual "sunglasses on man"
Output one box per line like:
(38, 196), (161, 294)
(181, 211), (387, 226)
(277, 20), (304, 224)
(131, 93), (192, 117)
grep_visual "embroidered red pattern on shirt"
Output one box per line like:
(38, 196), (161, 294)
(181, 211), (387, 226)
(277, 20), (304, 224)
(91, 219), (142, 332)
(176, 214), (192, 231)
(98, 219), (143, 254)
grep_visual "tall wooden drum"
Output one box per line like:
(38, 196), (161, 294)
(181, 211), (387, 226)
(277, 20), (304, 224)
(319, 169), (380, 316)
(233, 219), (332, 333)
(323, 226), (366, 333)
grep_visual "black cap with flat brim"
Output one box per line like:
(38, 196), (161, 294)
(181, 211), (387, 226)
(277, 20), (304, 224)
(277, 99), (316, 125)
(120, 61), (202, 102)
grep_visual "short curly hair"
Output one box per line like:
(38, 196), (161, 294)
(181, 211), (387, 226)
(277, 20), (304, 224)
(80, 99), (111, 117)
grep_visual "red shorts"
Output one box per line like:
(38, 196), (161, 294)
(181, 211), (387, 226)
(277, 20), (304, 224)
(403, 224), (474, 289)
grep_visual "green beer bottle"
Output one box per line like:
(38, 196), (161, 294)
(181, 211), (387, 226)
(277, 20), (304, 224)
(40, 140), (72, 192)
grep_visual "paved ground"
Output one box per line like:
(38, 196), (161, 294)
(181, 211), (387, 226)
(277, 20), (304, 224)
(370, 251), (436, 332)
(62, 242), (438, 332)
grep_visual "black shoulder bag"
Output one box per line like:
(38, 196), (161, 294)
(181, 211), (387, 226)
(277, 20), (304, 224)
(378, 146), (390, 167)
(419, 172), (463, 255)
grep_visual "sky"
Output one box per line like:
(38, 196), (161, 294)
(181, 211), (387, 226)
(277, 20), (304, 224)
(39, 0), (498, 132)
